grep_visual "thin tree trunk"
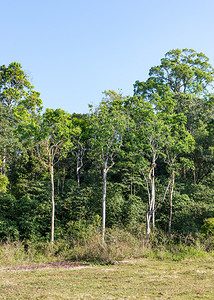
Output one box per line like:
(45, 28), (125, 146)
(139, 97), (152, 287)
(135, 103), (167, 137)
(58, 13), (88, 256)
(50, 164), (55, 243)
(76, 144), (84, 187)
(57, 165), (60, 194)
(76, 154), (80, 187)
(146, 176), (171, 236)
(77, 170), (80, 187)
(102, 162), (107, 242)
(193, 170), (196, 184)
(151, 167), (155, 229)
(169, 171), (175, 236)
(1, 148), (6, 175)
(146, 211), (151, 235)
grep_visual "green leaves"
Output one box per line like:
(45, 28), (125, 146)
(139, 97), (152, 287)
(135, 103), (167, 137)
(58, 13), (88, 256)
(90, 90), (128, 168)
(134, 49), (214, 111)
(35, 108), (81, 166)
(0, 62), (42, 115)
(0, 175), (9, 193)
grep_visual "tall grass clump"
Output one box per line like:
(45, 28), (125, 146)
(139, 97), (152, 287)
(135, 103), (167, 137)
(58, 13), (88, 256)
(68, 226), (144, 264)
(0, 226), (213, 267)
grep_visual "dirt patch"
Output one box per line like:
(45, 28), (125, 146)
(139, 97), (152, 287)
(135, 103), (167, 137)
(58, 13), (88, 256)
(0, 261), (90, 271)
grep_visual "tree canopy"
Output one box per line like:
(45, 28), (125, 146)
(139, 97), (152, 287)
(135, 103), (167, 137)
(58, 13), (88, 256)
(0, 50), (213, 243)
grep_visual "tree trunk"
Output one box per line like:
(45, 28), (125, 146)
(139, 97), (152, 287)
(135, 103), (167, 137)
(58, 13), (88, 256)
(102, 162), (107, 242)
(57, 165), (60, 194)
(169, 171), (175, 236)
(151, 167), (155, 229)
(146, 211), (151, 235)
(77, 170), (80, 187)
(76, 145), (84, 187)
(1, 148), (6, 176)
(193, 169), (196, 184)
(50, 164), (55, 243)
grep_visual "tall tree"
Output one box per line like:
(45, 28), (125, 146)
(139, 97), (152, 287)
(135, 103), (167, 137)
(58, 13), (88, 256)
(134, 48), (214, 98)
(71, 113), (90, 187)
(162, 113), (195, 235)
(134, 48), (214, 183)
(90, 91), (128, 241)
(34, 108), (80, 243)
(0, 62), (42, 175)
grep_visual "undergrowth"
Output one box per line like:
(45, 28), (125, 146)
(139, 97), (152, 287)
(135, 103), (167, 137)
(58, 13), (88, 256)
(0, 227), (213, 267)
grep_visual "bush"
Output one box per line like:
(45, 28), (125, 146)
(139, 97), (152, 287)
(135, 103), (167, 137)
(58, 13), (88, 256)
(201, 218), (214, 236)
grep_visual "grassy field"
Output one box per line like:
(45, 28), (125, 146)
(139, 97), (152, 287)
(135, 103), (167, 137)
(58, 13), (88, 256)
(0, 256), (214, 299)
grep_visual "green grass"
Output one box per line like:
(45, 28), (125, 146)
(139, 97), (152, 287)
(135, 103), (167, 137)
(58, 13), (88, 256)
(0, 256), (214, 299)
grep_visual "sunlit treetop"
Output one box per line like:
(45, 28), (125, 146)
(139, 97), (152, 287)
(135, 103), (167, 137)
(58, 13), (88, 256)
(134, 49), (214, 99)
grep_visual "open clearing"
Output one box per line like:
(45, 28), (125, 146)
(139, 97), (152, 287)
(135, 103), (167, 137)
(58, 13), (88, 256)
(0, 257), (213, 299)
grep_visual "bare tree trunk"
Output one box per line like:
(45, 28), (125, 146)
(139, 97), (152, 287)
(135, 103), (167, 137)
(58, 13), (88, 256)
(146, 211), (151, 235)
(1, 148), (6, 175)
(146, 176), (171, 236)
(57, 165), (60, 194)
(76, 144), (84, 187)
(77, 169), (80, 187)
(76, 153), (80, 187)
(50, 164), (55, 243)
(169, 171), (175, 236)
(151, 167), (155, 229)
(102, 162), (107, 242)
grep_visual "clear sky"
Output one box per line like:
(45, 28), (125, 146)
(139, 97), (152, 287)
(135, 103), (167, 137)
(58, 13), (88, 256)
(1, 0), (214, 114)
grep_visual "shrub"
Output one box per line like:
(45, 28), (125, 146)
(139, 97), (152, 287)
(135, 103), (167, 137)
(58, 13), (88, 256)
(201, 218), (214, 236)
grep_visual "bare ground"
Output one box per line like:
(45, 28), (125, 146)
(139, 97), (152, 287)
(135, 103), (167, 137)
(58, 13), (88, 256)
(0, 261), (90, 271)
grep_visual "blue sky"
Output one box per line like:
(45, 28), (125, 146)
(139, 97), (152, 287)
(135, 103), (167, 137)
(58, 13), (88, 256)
(1, 0), (214, 114)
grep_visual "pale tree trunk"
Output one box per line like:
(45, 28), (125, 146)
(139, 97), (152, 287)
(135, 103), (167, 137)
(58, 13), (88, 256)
(169, 171), (175, 236)
(76, 152), (81, 187)
(146, 176), (171, 236)
(146, 211), (152, 235)
(102, 161), (108, 242)
(50, 163), (55, 243)
(1, 148), (6, 176)
(146, 158), (156, 235)
(76, 144), (84, 187)
(151, 167), (155, 229)
(146, 174), (155, 235)
(57, 165), (60, 194)
(77, 168), (80, 187)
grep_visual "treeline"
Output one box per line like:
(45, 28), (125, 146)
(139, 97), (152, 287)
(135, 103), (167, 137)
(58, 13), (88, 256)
(0, 49), (214, 243)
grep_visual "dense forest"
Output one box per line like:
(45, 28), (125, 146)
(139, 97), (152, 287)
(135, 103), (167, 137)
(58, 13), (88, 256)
(0, 48), (214, 245)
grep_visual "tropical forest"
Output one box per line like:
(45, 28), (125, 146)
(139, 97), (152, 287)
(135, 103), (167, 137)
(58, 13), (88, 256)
(0, 48), (214, 270)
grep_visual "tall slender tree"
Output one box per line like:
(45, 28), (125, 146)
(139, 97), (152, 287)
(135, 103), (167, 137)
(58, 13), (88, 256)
(34, 108), (80, 243)
(90, 91), (128, 241)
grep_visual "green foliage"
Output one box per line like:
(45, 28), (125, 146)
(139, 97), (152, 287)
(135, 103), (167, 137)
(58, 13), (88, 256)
(106, 188), (125, 227)
(90, 90), (128, 167)
(0, 175), (9, 193)
(134, 48), (214, 98)
(0, 52), (213, 246)
(123, 194), (146, 227)
(201, 218), (214, 236)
